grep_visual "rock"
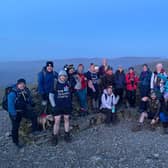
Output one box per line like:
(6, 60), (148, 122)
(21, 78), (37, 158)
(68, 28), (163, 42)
(153, 153), (159, 159)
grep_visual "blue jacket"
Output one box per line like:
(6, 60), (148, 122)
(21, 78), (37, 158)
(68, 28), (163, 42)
(38, 68), (58, 94)
(139, 70), (152, 88)
(8, 86), (32, 116)
(115, 70), (125, 89)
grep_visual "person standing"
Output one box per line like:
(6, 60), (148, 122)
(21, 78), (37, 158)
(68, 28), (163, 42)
(115, 65), (125, 104)
(8, 79), (39, 148)
(139, 64), (152, 98)
(125, 67), (139, 108)
(49, 70), (72, 145)
(38, 61), (58, 114)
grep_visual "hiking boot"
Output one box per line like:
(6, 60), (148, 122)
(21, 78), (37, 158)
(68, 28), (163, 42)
(52, 135), (58, 146)
(132, 123), (143, 132)
(64, 132), (72, 143)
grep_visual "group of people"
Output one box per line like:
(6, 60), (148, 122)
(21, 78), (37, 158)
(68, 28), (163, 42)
(5, 59), (168, 148)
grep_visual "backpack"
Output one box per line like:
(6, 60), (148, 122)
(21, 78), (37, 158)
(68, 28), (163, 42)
(2, 86), (16, 111)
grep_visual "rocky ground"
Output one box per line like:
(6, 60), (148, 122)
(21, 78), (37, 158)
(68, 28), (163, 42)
(0, 109), (168, 168)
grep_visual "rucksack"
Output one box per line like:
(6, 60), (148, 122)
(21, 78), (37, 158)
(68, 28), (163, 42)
(2, 86), (16, 111)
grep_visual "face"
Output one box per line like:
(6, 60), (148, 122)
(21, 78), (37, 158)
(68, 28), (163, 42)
(129, 69), (134, 73)
(17, 83), (26, 90)
(106, 69), (113, 75)
(69, 68), (74, 74)
(78, 65), (84, 73)
(59, 75), (66, 82)
(156, 64), (163, 72)
(46, 65), (53, 72)
(143, 65), (148, 72)
(107, 87), (112, 95)
(118, 67), (123, 72)
(90, 65), (95, 72)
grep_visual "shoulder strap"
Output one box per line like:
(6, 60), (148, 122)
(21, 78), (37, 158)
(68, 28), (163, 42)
(104, 93), (108, 100)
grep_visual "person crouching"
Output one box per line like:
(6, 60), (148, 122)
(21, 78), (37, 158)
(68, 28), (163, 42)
(100, 85), (119, 126)
(49, 70), (72, 145)
(132, 92), (160, 132)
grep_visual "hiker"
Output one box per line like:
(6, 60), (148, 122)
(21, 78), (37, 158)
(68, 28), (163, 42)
(75, 64), (88, 116)
(125, 67), (139, 108)
(49, 70), (72, 145)
(100, 66), (115, 94)
(38, 61), (58, 114)
(100, 85), (119, 125)
(150, 63), (166, 100)
(99, 58), (108, 77)
(114, 65), (125, 105)
(139, 64), (152, 98)
(86, 63), (100, 112)
(132, 92), (160, 132)
(65, 64), (77, 97)
(7, 79), (39, 148)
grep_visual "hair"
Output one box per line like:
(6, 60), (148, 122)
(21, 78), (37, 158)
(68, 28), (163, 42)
(143, 64), (148, 68)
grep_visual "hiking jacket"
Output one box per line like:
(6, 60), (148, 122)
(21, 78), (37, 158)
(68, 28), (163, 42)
(125, 72), (139, 91)
(150, 70), (166, 93)
(100, 89), (119, 110)
(139, 70), (152, 88)
(38, 67), (58, 94)
(114, 70), (125, 89)
(8, 86), (32, 116)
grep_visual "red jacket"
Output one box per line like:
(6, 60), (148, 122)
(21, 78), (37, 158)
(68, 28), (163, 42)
(78, 73), (87, 90)
(125, 72), (139, 91)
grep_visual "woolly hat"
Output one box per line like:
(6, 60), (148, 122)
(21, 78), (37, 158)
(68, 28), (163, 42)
(17, 78), (26, 85)
(58, 70), (68, 77)
(46, 61), (54, 67)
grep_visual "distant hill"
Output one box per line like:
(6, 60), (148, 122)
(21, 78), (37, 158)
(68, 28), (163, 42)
(0, 57), (165, 87)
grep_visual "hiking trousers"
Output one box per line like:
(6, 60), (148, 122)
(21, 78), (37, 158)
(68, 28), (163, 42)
(9, 109), (38, 144)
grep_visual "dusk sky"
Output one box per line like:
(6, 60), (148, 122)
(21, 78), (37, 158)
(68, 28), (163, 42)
(0, 0), (168, 61)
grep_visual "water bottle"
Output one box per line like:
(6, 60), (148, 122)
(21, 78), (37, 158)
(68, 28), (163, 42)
(112, 105), (115, 113)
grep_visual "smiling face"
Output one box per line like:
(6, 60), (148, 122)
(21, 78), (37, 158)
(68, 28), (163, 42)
(59, 75), (67, 82)
(46, 65), (53, 72)
(17, 82), (26, 90)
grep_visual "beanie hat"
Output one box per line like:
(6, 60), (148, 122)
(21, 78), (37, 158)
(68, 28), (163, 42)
(17, 78), (26, 85)
(58, 70), (68, 77)
(46, 61), (54, 67)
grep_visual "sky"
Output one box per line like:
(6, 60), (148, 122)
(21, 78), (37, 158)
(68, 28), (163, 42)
(0, 0), (168, 61)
